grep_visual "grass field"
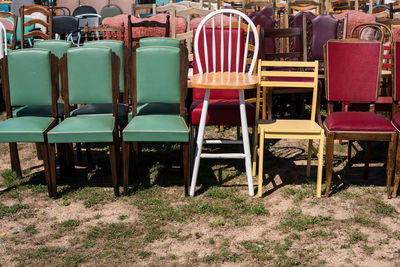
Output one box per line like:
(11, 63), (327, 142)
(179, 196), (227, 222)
(1, 112), (400, 266)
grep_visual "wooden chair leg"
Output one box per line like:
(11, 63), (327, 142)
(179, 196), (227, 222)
(122, 141), (130, 196)
(392, 136), (400, 198)
(109, 141), (119, 197)
(299, 93), (305, 118)
(316, 133), (325, 198)
(76, 143), (82, 162)
(252, 125), (259, 177)
(86, 143), (92, 163)
(65, 143), (75, 171)
(347, 140), (352, 161)
(40, 143), (52, 198)
(267, 88), (272, 120)
(57, 143), (67, 174)
(132, 142), (139, 179)
(257, 129), (265, 197)
(262, 87), (267, 120)
(325, 133), (335, 197)
(363, 141), (370, 180)
(182, 143), (189, 196)
(306, 139), (313, 178)
(48, 143), (58, 199)
(388, 134), (397, 198)
(9, 142), (22, 178)
(35, 143), (43, 160)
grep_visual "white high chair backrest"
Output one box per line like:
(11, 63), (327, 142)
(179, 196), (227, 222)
(193, 9), (259, 75)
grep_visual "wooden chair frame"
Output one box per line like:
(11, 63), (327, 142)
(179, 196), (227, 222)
(1, 52), (59, 197)
(0, 11), (17, 49)
(83, 22), (125, 43)
(122, 45), (189, 196)
(323, 39), (397, 198)
(47, 51), (121, 198)
(20, 5), (53, 48)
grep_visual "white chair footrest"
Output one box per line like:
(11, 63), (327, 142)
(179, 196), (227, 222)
(204, 139), (243, 144)
(200, 153), (246, 159)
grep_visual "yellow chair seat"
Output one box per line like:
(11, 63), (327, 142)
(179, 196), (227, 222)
(258, 120), (323, 135)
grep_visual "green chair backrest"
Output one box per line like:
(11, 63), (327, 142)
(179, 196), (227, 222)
(67, 47), (113, 105)
(139, 37), (180, 48)
(136, 46), (180, 105)
(83, 40), (124, 93)
(34, 40), (72, 58)
(7, 48), (53, 106)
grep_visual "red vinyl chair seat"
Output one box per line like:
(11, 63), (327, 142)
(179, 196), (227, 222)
(190, 99), (256, 126)
(391, 112), (400, 131)
(324, 111), (395, 132)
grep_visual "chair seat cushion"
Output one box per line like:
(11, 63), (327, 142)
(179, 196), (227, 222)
(391, 112), (400, 131)
(128, 103), (181, 122)
(13, 103), (65, 118)
(48, 115), (115, 143)
(123, 114), (188, 142)
(190, 99), (256, 126)
(324, 112), (395, 132)
(70, 103), (128, 125)
(0, 116), (54, 142)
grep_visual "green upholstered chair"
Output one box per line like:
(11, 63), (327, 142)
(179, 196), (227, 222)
(122, 45), (189, 196)
(0, 48), (59, 197)
(71, 40), (129, 121)
(47, 47), (121, 198)
(127, 37), (182, 122)
(13, 40), (72, 118)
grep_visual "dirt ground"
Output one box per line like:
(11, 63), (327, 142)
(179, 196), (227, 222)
(1, 125), (400, 266)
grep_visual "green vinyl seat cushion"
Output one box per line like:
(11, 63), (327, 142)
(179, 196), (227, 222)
(70, 103), (128, 125)
(0, 116), (54, 142)
(123, 114), (189, 142)
(139, 37), (180, 48)
(13, 103), (65, 118)
(127, 103), (181, 121)
(48, 115), (114, 143)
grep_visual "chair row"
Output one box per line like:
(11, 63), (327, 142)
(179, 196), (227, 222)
(0, 38), (189, 199)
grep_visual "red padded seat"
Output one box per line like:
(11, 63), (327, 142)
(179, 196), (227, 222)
(324, 112), (395, 132)
(391, 112), (400, 131)
(190, 100), (255, 126)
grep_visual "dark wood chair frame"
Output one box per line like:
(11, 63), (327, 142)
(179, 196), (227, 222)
(1, 53), (59, 197)
(127, 14), (170, 50)
(0, 11), (17, 50)
(47, 51), (121, 198)
(122, 45), (189, 196)
(261, 13), (310, 120)
(323, 40), (397, 198)
(20, 5), (53, 48)
(83, 22), (125, 43)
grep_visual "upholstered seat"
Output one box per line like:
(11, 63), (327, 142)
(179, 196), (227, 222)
(190, 100), (256, 125)
(324, 112), (395, 132)
(13, 103), (65, 118)
(47, 115), (114, 143)
(123, 114), (188, 142)
(0, 116), (54, 142)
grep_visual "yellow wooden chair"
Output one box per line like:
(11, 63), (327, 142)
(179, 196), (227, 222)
(252, 60), (324, 197)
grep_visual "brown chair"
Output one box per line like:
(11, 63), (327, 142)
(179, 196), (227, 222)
(83, 22), (125, 42)
(261, 14), (308, 120)
(20, 5), (52, 48)
(127, 14), (170, 50)
(0, 11), (17, 50)
(287, 0), (321, 16)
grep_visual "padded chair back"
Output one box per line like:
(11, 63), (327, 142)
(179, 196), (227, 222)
(53, 15), (79, 36)
(100, 4), (123, 24)
(311, 15), (338, 60)
(72, 5), (97, 17)
(66, 47), (113, 105)
(139, 37), (180, 48)
(6, 49), (53, 106)
(325, 40), (382, 103)
(83, 40), (125, 94)
(250, 7), (276, 55)
(290, 11), (315, 54)
(193, 9), (259, 101)
(34, 39), (72, 58)
(136, 46), (181, 105)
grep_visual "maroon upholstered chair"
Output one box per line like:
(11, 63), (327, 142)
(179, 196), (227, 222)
(324, 39), (397, 198)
